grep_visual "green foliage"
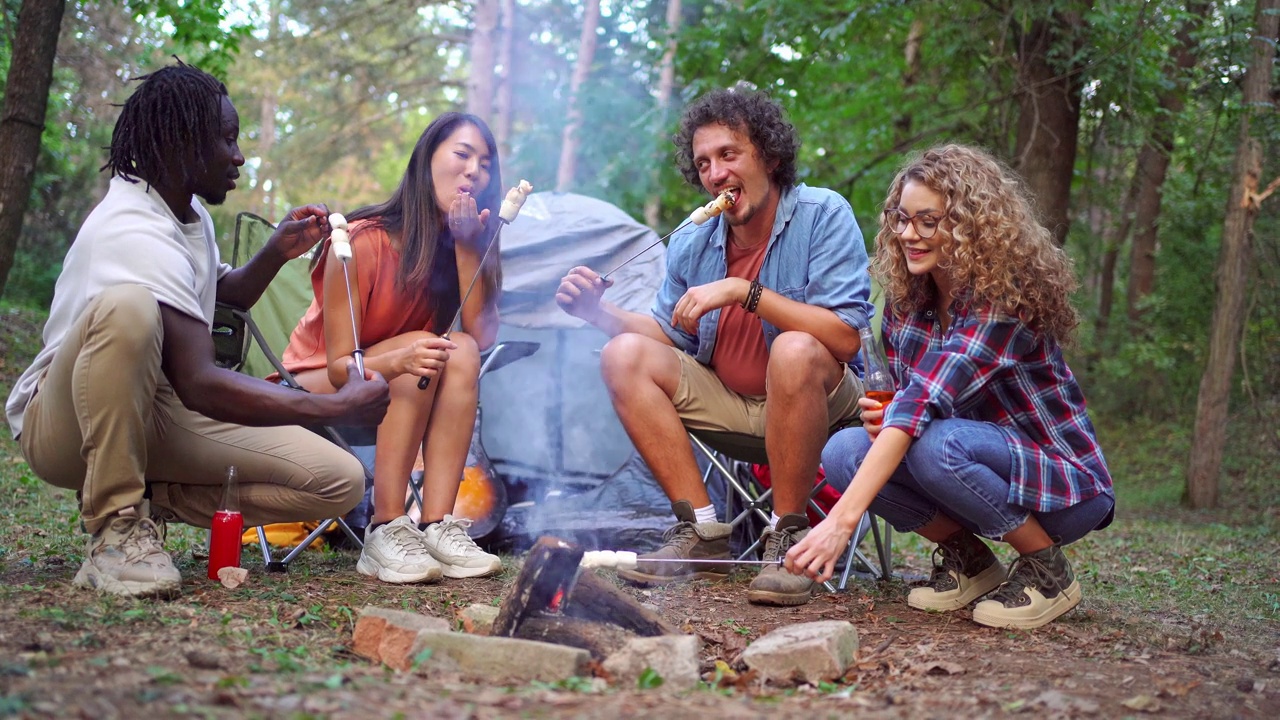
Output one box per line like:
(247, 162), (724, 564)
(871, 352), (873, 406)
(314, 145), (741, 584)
(637, 666), (665, 689)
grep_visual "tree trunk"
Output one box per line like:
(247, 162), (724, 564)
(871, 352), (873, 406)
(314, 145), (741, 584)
(467, 0), (500, 122)
(494, 0), (516, 159)
(250, 0), (280, 217)
(894, 16), (925, 143)
(1125, 2), (1209, 322)
(1011, 3), (1090, 247)
(555, 0), (601, 193)
(643, 0), (683, 229)
(0, 0), (68, 298)
(1186, 0), (1278, 510)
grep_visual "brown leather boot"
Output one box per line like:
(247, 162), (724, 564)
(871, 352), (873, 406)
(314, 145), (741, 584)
(746, 513), (815, 606)
(616, 500), (731, 586)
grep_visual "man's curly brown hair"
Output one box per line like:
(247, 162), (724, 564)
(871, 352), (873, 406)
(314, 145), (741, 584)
(672, 87), (799, 191)
(872, 144), (1081, 344)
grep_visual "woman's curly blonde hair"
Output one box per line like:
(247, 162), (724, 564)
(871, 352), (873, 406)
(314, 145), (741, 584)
(872, 144), (1080, 344)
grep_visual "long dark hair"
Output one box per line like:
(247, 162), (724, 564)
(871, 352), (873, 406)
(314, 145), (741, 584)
(102, 61), (228, 189)
(348, 112), (503, 333)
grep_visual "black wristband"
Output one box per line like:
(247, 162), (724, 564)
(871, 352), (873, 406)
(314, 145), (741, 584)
(740, 279), (754, 310)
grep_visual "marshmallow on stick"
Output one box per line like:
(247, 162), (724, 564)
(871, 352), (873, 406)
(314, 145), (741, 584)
(328, 212), (352, 261)
(579, 550), (639, 571)
(688, 190), (736, 225)
(499, 179), (535, 224)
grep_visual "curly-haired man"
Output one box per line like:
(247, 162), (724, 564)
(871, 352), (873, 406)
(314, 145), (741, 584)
(6, 62), (390, 598)
(555, 87), (874, 606)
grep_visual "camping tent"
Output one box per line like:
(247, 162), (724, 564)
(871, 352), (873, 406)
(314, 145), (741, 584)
(479, 192), (677, 550)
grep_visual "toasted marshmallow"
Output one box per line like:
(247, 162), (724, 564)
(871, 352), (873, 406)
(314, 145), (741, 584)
(499, 179), (535, 223)
(330, 227), (352, 261)
(579, 550), (638, 570)
(688, 190), (735, 225)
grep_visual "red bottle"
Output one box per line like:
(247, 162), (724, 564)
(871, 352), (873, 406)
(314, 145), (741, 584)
(208, 465), (244, 580)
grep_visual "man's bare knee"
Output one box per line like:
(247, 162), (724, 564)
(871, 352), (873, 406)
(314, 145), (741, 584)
(601, 333), (671, 391)
(768, 332), (837, 392)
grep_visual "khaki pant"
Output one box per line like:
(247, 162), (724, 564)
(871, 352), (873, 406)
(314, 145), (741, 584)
(670, 347), (863, 437)
(18, 285), (363, 534)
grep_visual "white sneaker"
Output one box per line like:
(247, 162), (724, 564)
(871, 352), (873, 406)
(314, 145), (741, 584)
(73, 507), (181, 598)
(421, 515), (502, 578)
(356, 516), (442, 584)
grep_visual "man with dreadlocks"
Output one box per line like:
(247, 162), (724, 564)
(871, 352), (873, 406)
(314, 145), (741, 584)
(6, 62), (391, 598)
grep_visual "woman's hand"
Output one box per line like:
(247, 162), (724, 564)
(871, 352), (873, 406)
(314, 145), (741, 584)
(785, 516), (855, 583)
(394, 337), (458, 380)
(858, 396), (886, 441)
(448, 191), (490, 249)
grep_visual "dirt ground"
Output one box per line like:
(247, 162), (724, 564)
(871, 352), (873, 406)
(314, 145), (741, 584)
(2, 547), (1277, 719)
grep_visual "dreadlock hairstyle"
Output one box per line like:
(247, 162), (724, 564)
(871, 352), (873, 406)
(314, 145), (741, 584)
(673, 85), (800, 191)
(102, 61), (228, 190)
(347, 113), (503, 335)
(872, 144), (1081, 345)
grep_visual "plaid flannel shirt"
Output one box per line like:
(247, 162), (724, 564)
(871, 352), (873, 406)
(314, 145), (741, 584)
(879, 299), (1113, 513)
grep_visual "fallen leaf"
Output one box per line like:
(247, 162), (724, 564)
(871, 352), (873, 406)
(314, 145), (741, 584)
(218, 566), (248, 589)
(1120, 695), (1161, 712)
(916, 660), (966, 676)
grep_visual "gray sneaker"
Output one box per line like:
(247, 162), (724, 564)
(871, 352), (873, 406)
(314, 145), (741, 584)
(747, 513), (815, 606)
(72, 507), (182, 598)
(356, 516), (443, 584)
(616, 501), (731, 585)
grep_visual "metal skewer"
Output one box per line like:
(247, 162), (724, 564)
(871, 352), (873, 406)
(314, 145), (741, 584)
(418, 221), (505, 390)
(600, 190), (735, 280)
(328, 214), (364, 377)
(632, 557), (782, 567)
(600, 219), (692, 280)
(419, 180), (534, 390)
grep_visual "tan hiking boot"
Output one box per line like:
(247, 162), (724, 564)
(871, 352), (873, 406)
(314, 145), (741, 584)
(972, 545), (1081, 629)
(908, 530), (1005, 612)
(747, 514), (815, 606)
(72, 506), (182, 598)
(617, 501), (731, 585)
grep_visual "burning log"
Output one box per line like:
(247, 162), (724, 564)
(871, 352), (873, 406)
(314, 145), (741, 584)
(493, 536), (678, 660)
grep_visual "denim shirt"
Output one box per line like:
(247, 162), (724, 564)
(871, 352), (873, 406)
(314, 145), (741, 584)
(651, 183), (875, 371)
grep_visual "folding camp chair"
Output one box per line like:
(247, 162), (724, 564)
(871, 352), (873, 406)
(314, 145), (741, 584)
(213, 211), (372, 571)
(689, 428), (893, 592)
(216, 212), (539, 567)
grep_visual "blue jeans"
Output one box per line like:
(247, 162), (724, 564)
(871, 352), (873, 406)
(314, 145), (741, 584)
(821, 419), (1114, 545)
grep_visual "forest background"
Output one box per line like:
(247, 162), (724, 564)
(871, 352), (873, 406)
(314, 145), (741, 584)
(0, 0), (1276, 514)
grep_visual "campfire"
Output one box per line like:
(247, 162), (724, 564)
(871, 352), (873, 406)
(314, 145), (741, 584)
(491, 536), (678, 659)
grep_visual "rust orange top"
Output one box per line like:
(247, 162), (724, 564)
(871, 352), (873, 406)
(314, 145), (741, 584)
(281, 219), (437, 374)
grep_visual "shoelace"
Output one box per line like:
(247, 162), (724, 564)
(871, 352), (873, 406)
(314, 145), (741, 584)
(928, 543), (965, 583)
(434, 518), (481, 554)
(761, 526), (797, 562)
(659, 521), (699, 549)
(990, 553), (1057, 603)
(113, 517), (168, 562)
(384, 522), (428, 555)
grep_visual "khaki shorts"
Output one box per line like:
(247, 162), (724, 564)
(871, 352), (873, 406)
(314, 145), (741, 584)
(670, 348), (863, 438)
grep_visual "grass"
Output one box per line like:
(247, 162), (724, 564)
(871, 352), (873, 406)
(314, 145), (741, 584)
(1, 303), (1278, 715)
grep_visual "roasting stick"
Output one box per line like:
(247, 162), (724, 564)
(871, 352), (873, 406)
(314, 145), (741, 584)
(328, 213), (364, 377)
(418, 180), (535, 390)
(600, 190), (736, 280)
(579, 550), (782, 571)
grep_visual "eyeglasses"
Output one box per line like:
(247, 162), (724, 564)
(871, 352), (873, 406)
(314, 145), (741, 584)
(884, 209), (944, 239)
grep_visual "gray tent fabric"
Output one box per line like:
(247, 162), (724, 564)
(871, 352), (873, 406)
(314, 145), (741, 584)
(481, 192), (678, 549)
(480, 192), (667, 487)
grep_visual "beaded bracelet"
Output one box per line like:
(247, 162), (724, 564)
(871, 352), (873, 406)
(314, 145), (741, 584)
(744, 279), (764, 313)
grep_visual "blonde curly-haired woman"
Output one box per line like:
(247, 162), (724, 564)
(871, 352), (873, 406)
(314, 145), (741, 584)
(786, 145), (1114, 630)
